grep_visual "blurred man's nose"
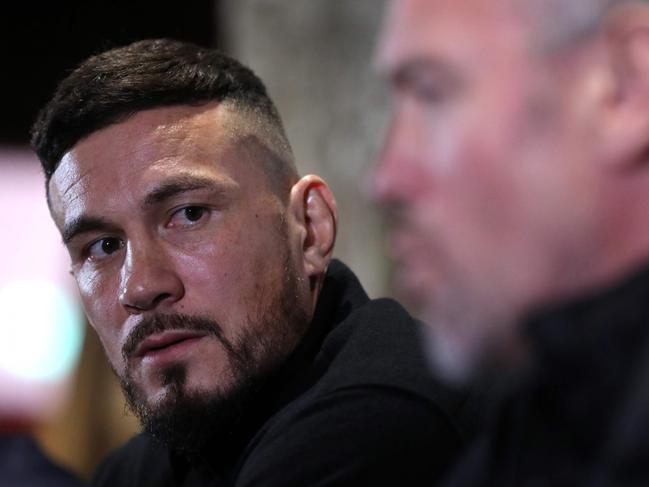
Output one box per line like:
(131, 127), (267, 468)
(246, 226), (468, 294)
(118, 240), (185, 314)
(367, 110), (422, 206)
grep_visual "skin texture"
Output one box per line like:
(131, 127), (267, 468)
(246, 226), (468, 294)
(48, 102), (338, 446)
(373, 0), (649, 380)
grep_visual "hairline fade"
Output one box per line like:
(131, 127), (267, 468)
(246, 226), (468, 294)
(521, 0), (643, 51)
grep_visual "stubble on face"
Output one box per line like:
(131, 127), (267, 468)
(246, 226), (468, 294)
(116, 252), (309, 459)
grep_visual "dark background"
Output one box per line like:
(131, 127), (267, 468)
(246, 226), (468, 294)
(0, 1), (217, 145)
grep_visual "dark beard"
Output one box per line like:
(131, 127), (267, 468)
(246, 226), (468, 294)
(118, 257), (308, 461)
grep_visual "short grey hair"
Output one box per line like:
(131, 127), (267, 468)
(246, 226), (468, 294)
(524, 0), (631, 49)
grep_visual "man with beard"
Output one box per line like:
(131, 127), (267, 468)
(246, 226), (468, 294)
(31, 39), (478, 486)
(373, 0), (649, 484)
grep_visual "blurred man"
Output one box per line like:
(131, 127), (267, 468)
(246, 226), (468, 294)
(31, 39), (478, 486)
(374, 0), (649, 484)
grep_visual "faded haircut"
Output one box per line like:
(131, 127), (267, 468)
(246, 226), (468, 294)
(522, 0), (630, 49)
(30, 38), (296, 192)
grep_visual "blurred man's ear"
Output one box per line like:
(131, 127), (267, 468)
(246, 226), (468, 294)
(289, 175), (338, 279)
(598, 3), (649, 168)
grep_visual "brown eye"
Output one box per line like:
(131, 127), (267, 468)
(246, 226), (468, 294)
(184, 206), (205, 222)
(167, 205), (211, 229)
(101, 238), (122, 254)
(87, 237), (124, 261)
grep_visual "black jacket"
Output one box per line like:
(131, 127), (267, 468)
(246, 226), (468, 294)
(92, 260), (480, 486)
(444, 263), (649, 486)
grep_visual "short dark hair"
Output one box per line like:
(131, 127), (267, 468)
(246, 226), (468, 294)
(31, 38), (293, 184)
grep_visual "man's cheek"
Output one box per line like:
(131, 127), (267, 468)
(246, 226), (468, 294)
(87, 319), (124, 374)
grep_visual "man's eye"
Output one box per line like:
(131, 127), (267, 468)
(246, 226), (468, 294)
(405, 78), (449, 105)
(414, 84), (445, 104)
(87, 237), (124, 260)
(395, 70), (461, 108)
(183, 206), (205, 222)
(168, 206), (210, 228)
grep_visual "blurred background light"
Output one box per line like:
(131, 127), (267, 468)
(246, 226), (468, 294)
(0, 279), (83, 383)
(0, 150), (84, 420)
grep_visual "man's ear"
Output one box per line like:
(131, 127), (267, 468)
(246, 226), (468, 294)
(288, 175), (338, 279)
(598, 4), (649, 168)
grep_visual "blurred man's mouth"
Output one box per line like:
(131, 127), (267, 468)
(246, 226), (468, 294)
(385, 217), (446, 311)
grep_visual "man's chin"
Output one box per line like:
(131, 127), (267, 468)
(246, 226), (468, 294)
(421, 323), (481, 385)
(121, 363), (261, 460)
(421, 310), (531, 391)
(142, 390), (244, 460)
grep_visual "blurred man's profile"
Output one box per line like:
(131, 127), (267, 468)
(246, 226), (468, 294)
(374, 0), (649, 483)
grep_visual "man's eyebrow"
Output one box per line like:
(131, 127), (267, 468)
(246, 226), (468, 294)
(62, 177), (229, 244)
(62, 216), (114, 245)
(142, 175), (229, 208)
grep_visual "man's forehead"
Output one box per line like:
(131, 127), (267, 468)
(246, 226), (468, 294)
(52, 104), (243, 184)
(48, 104), (250, 217)
(75, 103), (240, 161)
(378, 0), (528, 72)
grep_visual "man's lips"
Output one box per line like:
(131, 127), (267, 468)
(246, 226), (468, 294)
(132, 330), (209, 360)
(386, 225), (443, 303)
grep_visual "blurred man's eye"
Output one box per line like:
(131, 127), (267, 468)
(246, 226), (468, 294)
(393, 61), (464, 108)
(409, 78), (448, 104)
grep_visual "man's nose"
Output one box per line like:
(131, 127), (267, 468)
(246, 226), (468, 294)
(118, 241), (185, 314)
(367, 113), (419, 206)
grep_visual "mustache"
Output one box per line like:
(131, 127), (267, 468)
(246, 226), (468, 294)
(122, 314), (224, 361)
